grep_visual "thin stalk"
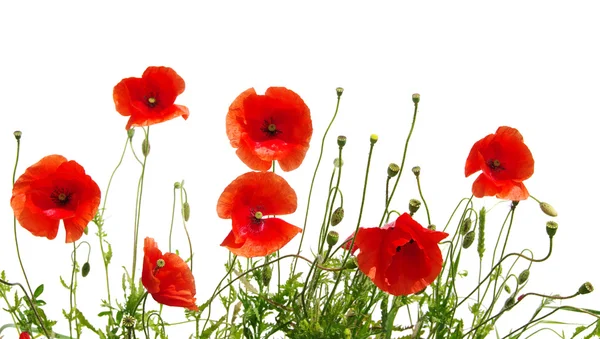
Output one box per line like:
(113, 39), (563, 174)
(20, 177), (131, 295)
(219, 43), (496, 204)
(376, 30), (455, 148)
(131, 127), (150, 282)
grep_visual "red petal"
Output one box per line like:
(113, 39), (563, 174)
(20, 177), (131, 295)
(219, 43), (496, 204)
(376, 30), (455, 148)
(221, 218), (301, 257)
(142, 238), (162, 294)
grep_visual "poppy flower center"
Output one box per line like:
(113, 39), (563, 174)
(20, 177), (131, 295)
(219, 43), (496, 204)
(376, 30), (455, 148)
(50, 188), (72, 206)
(254, 211), (263, 219)
(260, 118), (282, 137)
(396, 239), (415, 252)
(153, 258), (166, 275)
(145, 92), (158, 108)
(487, 159), (504, 171)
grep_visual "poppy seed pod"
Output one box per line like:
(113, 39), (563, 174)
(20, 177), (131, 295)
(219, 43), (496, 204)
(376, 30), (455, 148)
(412, 166), (421, 177)
(336, 87), (344, 97)
(540, 202), (558, 217)
(331, 207), (344, 226)
(337, 135), (347, 147)
(412, 93), (420, 104)
(427, 224), (437, 231)
(327, 231), (339, 247)
(578, 282), (594, 295)
(14, 130), (22, 140)
(142, 138), (150, 156)
(82, 262), (90, 277)
(387, 163), (400, 178)
(518, 270), (529, 285)
(370, 134), (378, 144)
(462, 231), (475, 249)
(408, 199), (421, 214)
(546, 221), (558, 238)
(182, 202), (190, 221)
(122, 314), (136, 328)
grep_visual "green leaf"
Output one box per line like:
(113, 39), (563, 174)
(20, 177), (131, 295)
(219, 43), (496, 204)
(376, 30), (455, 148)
(75, 308), (100, 334)
(34, 284), (44, 298)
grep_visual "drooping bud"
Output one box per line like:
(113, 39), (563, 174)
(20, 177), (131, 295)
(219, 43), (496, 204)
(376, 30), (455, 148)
(13, 131), (22, 141)
(127, 128), (135, 140)
(427, 224), (437, 231)
(460, 219), (472, 235)
(578, 282), (594, 295)
(546, 221), (558, 238)
(539, 202), (558, 217)
(331, 207), (344, 226)
(83, 226), (89, 235)
(387, 163), (400, 178)
(182, 202), (191, 221)
(504, 295), (516, 310)
(174, 182), (181, 189)
(504, 284), (511, 293)
(462, 231), (475, 249)
(370, 134), (378, 144)
(412, 93), (420, 104)
(142, 138), (150, 156)
(409, 199), (421, 214)
(336, 87), (344, 98)
(82, 262), (91, 277)
(327, 231), (339, 247)
(333, 158), (344, 168)
(518, 270), (529, 285)
(337, 135), (347, 147)
(344, 257), (358, 269)
(412, 166), (421, 177)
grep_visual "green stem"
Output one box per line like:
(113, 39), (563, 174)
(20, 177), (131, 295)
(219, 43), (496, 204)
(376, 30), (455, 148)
(168, 183), (178, 253)
(180, 185), (194, 272)
(132, 127), (150, 283)
(415, 174), (431, 225)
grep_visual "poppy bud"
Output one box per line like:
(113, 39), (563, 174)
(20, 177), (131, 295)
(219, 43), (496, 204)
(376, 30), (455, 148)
(82, 262), (90, 277)
(370, 134), (378, 144)
(539, 202), (558, 217)
(174, 182), (181, 189)
(409, 199), (421, 214)
(517, 294), (525, 302)
(578, 282), (594, 295)
(504, 295), (516, 310)
(19, 332), (31, 339)
(182, 202), (190, 221)
(427, 224), (437, 231)
(331, 207), (344, 226)
(14, 130), (22, 141)
(344, 257), (358, 269)
(504, 284), (511, 293)
(122, 314), (136, 328)
(337, 135), (347, 147)
(546, 221), (558, 238)
(262, 265), (272, 286)
(344, 328), (352, 339)
(334, 158), (344, 168)
(387, 163), (400, 178)
(462, 231), (475, 249)
(518, 270), (529, 285)
(460, 219), (472, 235)
(412, 166), (421, 177)
(412, 93), (420, 104)
(142, 138), (150, 156)
(83, 226), (89, 235)
(127, 128), (135, 140)
(336, 87), (344, 98)
(327, 231), (339, 247)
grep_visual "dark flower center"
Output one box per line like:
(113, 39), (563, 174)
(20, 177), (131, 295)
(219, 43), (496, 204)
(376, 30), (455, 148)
(50, 188), (72, 206)
(396, 239), (415, 252)
(487, 159), (504, 171)
(260, 118), (282, 137)
(248, 208), (265, 231)
(145, 92), (158, 108)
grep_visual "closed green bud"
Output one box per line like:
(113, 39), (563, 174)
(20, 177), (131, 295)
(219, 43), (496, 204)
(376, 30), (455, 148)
(336, 87), (344, 98)
(504, 284), (511, 293)
(262, 265), (272, 286)
(518, 270), (530, 284)
(127, 128), (135, 140)
(334, 158), (344, 168)
(539, 202), (558, 217)
(546, 221), (558, 238)
(337, 135), (347, 147)
(344, 328), (352, 339)
(412, 166), (421, 177)
(344, 257), (358, 269)
(578, 282), (594, 295)
(142, 138), (150, 156)
(409, 199), (421, 214)
(387, 163), (400, 178)
(331, 207), (344, 226)
(462, 231), (475, 249)
(370, 134), (378, 144)
(83, 226), (89, 235)
(82, 262), (90, 277)
(412, 93), (420, 104)
(13, 131), (22, 140)
(182, 202), (190, 221)
(174, 182), (181, 189)
(461, 219), (472, 235)
(504, 295), (516, 310)
(327, 231), (339, 247)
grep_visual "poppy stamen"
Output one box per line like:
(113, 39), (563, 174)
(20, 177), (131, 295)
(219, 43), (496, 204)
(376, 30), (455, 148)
(261, 118), (282, 137)
(488, 159), (505, 171)
(145, 92), (158, 108)
(153, 258), (166, 275)
(396, 239), (415, 252)
(50, 188), (72, 206)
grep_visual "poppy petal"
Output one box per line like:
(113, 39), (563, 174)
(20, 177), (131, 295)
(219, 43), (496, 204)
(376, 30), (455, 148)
(221, 218), (301, 258)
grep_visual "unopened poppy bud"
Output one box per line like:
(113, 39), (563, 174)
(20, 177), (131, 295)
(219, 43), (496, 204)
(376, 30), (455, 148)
(331, 207), (344, 226)
(412, 166), (421, 177)
(504, 295), (516, 309)
(427, 224), (437, 231)
(142, 138), (150, 156)
(518, 270), (529, 285)
(387, 163), (400, 178)
(182, 202), (190, 221)
(462, 231), (475, 249)
(412, 93), (420, 104)
(327, 231), (339, 247)
(174, 182), (181, 189)
(546, 221), (558, 238)
(504, 284), (511, 293)
(333, 158), (344, 168)
(337, 135), (347, 147)
(19, 331), (31, 339)
(262, 265), (272, 286)
(122, 314), (136, 328)
(461, 219), (472, 235)
(409, 199), (421, 214)
(127, 128), (135, 140)
(578, 282), (594, 295)
(83, 226), (89, 235)
(344, 328), (352, 339)
(344, 257), (358, 269)
(14, 130), (22, 140)
(156, 258), (165, 268)
(336, 87), (344, 98)
(82, 262), (90, 277)
(370, 134), (378, 144)
(539, 202), (558, 217)
(517, 294), (525, 302)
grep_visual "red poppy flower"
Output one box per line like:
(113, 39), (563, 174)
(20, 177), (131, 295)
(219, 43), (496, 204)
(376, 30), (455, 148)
(465, 126), (534, 200)
(11, 155), (101, 243)
(113, 66), (189, 130)
(141, 237), (198, 311)
(348, 213), (448, 296)
(218, 171), (301, 257)
(226, 87), (312, 172)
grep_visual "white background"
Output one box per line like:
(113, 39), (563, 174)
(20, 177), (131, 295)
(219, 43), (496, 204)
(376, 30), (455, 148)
(1, 1), (599, 337)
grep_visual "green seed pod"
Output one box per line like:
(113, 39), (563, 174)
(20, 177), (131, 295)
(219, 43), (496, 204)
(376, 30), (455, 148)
(412, 166), (421, 177)
(370, 134), (378, 144)
(344, 257), (358, 270)
(462, 231), (475, 249)
(331, 207), (344, 226)
(546, 221), (558, 238)
(174, 182), (181, 189)
(409, 199), (421, 214)
(578, 282), (594, 295)
(327, 231), (339, 247)
(13, 131), (22, 140)
(518, 270), (530, 285)
(183, 202), (191, 221)
(337, 135), (347, 147)
(427, 224), (437, 231)
(460, 219), (472, 235)
(82, 262), (90, 277)
(336, 87), (344, 98)
(387, 163), (400, 178)
(504, 295), (516, 310)
(412, 93), (420, 104)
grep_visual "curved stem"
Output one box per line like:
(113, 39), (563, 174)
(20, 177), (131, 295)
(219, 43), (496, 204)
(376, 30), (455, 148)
(415, 174), (431, 225)
(131, 127), (150, 282)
